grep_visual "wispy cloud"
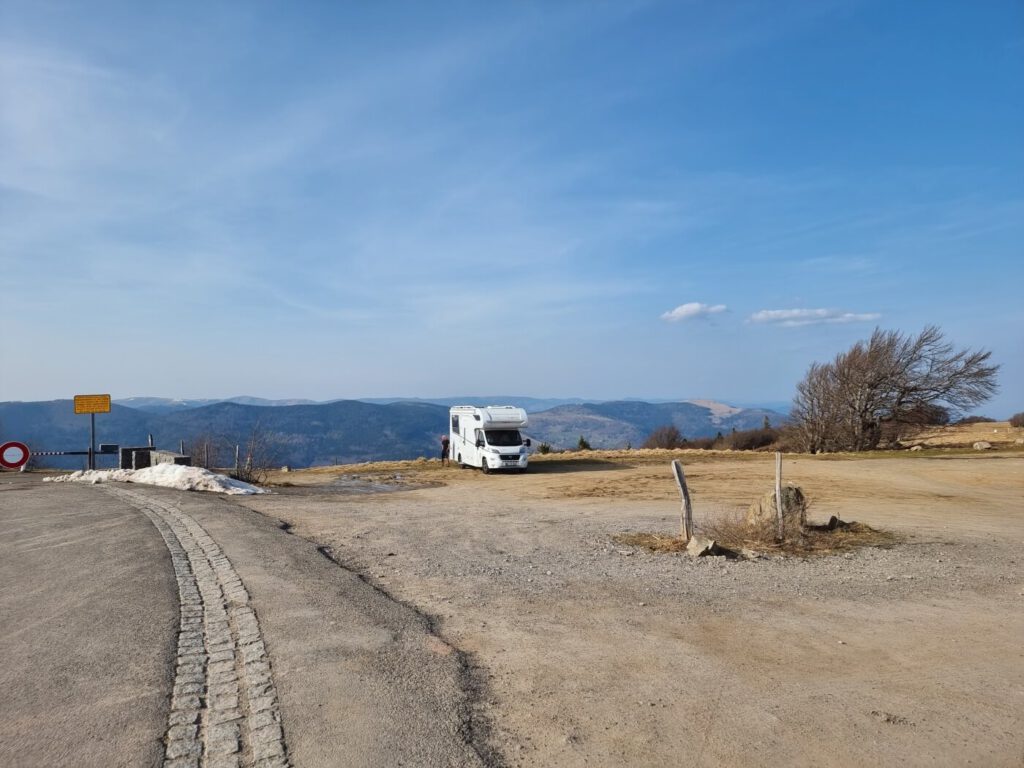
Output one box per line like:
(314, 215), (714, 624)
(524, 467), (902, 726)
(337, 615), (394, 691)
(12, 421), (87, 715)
(660, 302), (727, 322)
(749, 308), (881, 327)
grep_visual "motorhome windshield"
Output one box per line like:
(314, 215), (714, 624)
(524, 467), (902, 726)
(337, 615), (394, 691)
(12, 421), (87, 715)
(485, 430), (523, 447)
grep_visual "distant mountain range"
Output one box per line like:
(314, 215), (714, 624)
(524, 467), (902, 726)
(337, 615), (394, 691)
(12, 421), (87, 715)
(114, 395), (592, 414)
(115, 396), (322, 414)
(1, 397), (786, 469)
(529, 401), (781, 449)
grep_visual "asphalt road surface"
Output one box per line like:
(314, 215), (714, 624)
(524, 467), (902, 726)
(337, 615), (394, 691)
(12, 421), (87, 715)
(0, 473), (177, 767)
(0, 473), (487, 768)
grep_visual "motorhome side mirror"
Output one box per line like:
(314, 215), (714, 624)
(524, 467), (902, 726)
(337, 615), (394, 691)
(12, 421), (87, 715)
(476, 439), (484, 448)
(525, 439), (532, 447)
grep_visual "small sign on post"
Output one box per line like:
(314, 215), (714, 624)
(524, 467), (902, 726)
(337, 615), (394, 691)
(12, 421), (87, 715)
(74, 394), (111, 470)
(672, 460), (694, 542)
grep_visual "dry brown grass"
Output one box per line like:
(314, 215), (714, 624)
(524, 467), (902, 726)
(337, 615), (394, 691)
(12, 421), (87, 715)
(530, 448), (766, 466)
(615, 512), (900, 557)
(911, 420), (1022, 448)
(712, 515), (899, 555)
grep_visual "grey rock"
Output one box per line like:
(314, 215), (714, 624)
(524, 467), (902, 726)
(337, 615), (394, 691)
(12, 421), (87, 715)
(746, 485), (807, 530)
(686, 536), (721, 558)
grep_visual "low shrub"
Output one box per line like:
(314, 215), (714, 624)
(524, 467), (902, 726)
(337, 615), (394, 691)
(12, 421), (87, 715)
(724, 426), (778, 451)
(642, 425), (685, 449)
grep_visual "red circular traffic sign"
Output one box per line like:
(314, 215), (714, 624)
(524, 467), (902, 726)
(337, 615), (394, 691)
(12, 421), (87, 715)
(0, 441), (30, 469)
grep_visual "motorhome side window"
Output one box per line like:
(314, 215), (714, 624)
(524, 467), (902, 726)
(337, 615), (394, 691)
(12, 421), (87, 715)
(475, 429), (485, 445)
(451, 415), (459, 432)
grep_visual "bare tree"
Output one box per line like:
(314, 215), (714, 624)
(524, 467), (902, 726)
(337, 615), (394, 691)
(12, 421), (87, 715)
(231, 422), (280, 485)
(187, 433), (232, 470)
(792, 326), (999, 452)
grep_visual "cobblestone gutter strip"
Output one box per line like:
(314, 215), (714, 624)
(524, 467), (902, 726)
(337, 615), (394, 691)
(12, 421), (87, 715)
(106, 486), (290, 768)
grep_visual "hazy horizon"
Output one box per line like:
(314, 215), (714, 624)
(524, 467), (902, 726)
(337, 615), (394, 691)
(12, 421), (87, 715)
(4, 393), (795, 413)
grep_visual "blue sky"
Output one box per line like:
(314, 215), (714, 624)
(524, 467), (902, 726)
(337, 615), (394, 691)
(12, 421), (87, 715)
(1, 1), (1021, 415)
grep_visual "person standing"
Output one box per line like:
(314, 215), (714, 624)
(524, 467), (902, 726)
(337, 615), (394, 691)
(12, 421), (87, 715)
(440, 434), (451, 467)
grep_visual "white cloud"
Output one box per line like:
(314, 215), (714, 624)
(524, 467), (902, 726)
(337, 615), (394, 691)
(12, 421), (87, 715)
(660, 302), (728, 322)
(749, 308), (881, 327)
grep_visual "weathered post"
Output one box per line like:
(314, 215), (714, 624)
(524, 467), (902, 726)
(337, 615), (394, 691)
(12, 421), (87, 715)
(180, 439), (185, 455)
(672, 460), (694, 542)
(235, 445), (241, 475)
(204, 443), (210, 469)
(148, 433), (154, 448)
(775, 451), (784, 541)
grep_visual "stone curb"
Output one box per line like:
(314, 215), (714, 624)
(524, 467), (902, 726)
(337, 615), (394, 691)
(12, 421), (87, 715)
(106, 487), (290, 768)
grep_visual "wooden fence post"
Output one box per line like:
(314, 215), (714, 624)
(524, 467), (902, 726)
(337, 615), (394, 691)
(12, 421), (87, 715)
(672, 460), (694, 542)
(775, 451), (784, 541)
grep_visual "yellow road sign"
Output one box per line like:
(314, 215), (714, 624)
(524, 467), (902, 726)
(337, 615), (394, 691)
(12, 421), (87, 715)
(74, 394), (111, 414)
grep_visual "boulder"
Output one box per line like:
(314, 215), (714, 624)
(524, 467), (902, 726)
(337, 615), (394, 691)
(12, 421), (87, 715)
(909, 445), (923, 452)
(686, 536), (720, 557)
(973, 441), (992, 450)
(746, 485), (807, 530)
(1015, 438), (1024, 445)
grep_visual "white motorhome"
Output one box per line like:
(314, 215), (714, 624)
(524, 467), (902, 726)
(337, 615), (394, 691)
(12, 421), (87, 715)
(449, 405), (531, 473)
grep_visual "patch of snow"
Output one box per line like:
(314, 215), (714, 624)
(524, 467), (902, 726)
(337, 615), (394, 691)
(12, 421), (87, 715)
(44, 465), (267, 494)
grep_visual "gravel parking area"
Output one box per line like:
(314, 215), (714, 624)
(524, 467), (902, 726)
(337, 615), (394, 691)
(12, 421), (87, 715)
(242, 454), (1024, 767)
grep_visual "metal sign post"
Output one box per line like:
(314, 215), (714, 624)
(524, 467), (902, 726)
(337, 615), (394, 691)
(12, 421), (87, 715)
(74, 394), (111, 470)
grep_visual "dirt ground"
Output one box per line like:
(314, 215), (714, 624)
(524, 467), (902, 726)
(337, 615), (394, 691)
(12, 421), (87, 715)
(247, 450), (1024, 767)
(911, 420), (1023, 448)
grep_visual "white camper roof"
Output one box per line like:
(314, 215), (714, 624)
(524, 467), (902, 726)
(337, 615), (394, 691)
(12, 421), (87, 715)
(450, 405), (529, 428)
